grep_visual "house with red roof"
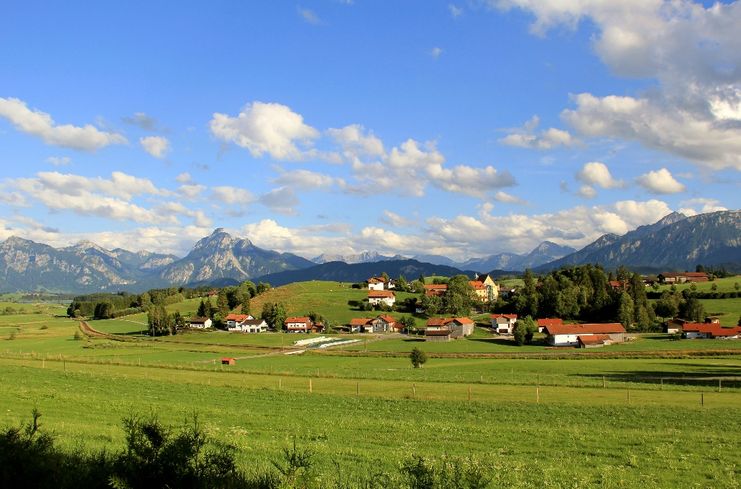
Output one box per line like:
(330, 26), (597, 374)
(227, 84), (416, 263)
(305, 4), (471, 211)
(285, 316), (313, 333)
(681, 323), (741, 339)
(542, 323), (626, 347)
(424, 284), (448, 297)
(425, 317), (475, 340)
(367, 276), (387, 291)
(537, 318), (563, 333)
(348, 314), (399, 333)
(659, 272), (709, 284)
(225, 313), (255, 330)
(491, 314), (518, 335)
(367, 290), (396, 307)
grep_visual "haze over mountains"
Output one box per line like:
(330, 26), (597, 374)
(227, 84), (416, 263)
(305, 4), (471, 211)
(0, 210), (738, 293)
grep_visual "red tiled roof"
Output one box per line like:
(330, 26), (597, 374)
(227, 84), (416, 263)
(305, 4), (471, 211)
(682, 323), (741, 337)
(377, 314), (396, 324)
(350, 318), (372, 326)
(452, 317), (474, 324)
(545, 323), (626, 335)
(491, 314), (518, 320)
(577, 334), (610, 345)
(368, 290), (395, 298)
(225, 313), (250, 322)
(426, 318), (450, 327)
(368, 277), (386, 283)
(537, 318), (563, 328)
(469, 281), (486, 290)
(285, 316), (311, 324)
(685, 272), (708, 278)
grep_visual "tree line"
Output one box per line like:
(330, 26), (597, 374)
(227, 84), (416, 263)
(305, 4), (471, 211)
(497, 265), (707, 331)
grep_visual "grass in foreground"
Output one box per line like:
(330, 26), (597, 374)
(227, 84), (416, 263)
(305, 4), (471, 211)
(0, 359), (738, 488)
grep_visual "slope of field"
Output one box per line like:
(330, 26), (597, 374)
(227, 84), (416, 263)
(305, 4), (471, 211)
(250, 281), (418, 324)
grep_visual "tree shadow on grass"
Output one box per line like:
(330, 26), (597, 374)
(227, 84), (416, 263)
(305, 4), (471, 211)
(576, 366), (741, 389)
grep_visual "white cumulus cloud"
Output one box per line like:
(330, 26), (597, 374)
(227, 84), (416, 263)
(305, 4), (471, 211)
(140, 135), (170, 158)
(636, 168), (686, 194)
(0, 97), (127, 151)
(210, 101), (320, 161)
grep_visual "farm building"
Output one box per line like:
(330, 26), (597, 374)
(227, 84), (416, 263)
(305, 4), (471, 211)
(537, 318), (563, 333)
(228, 319), (268, 333)
(348, 315), (399, 333)
(491, 314), (517, 335)
(425, 317), (474, 340)
(658, 272), (709, 283)
(221, 357), (236, 365)
(425, 329), (452, 342)
(577, 334), (612, 348)
(542, 323), (626, 347)
(285, 316), (313, 333)
(188, 317), (212, 329)
(367, 290), (396, 307)
(682, 323), (741, 339)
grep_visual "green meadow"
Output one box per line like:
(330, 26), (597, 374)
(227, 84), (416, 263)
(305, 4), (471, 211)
(0, 288), (740, 487)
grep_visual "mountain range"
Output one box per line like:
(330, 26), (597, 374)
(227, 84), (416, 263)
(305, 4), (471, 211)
(0, 210), (738, 293)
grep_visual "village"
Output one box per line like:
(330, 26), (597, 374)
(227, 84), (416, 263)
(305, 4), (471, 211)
(185, 269), (741, 350)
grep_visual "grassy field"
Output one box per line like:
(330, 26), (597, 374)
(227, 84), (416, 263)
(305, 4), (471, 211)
(1, 290), (741, 486)
(702, 298), (741, 325)
(653, 275), (740, 293)
(0, 356), (739, 487)
(250, 281), (419, 324)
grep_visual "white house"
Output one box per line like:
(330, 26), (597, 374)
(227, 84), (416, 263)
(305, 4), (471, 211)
(543, 323), (626, 347)
(367, 290), (396, 307)
(491, 314), (517, 335)
(285, 316), (313, 333)
(228, 319), (268, 333)
(188, 317), (213, 329)
(682, 323), (741, 339)
(225, 313), (255, 329)
(367, 277), (386, 291)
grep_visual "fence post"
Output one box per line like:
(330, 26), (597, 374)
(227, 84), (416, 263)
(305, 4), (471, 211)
(627, 388), (630, 404)
(701, 393), (704, 406)
(412, 383), (416, 399)
(468, 385), (471, 402)
(718, 379), (722, 393)
(309, 379), (313, 393)
(660, 378), (663, 390)
(279, 378), (282, 390)
(603, 376), (606, 388)
(356, 382), (359, 397)
(536, 386), (540, 404)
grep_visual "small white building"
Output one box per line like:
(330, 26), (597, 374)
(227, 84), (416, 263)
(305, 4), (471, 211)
(368, 290), (396, 307)
(188, 317), (213, 329)
(491, 314), (517, 335)
(228, 319), (268, 333)
(367, 277), (386, 291)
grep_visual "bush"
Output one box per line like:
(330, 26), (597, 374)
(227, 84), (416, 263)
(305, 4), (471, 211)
(410, 347), (427, 368)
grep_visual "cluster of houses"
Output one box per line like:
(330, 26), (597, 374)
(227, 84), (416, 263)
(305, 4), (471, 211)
(657, 271), (709, 284)
(422, 274), (499, 303)
(665, 317), (741, 339)
(490, 314), (627, 348)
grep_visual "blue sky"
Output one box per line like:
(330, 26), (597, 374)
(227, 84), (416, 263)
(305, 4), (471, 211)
(0, 0), (738, 260)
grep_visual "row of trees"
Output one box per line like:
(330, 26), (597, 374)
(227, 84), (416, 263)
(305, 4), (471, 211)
(499, 265), (705, 331)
